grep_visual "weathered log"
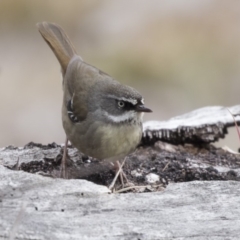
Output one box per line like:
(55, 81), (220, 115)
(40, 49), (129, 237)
(143, 105), (240, 144)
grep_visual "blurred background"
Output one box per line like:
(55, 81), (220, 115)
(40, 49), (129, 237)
(1, 0), (240, 150)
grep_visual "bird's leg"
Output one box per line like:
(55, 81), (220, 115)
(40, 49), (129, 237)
(116, 160), (129, 186)
(60, 137), (68, 179)
(109, 157), (129, 190)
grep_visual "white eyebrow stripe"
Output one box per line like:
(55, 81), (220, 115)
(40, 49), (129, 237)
(103, 110), (136, 123)
(107, 95), (138, 105)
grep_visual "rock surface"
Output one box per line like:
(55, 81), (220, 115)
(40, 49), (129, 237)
(1, 166), (240, 240)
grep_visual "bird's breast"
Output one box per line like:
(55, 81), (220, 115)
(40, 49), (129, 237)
(62, 111), (142, 161)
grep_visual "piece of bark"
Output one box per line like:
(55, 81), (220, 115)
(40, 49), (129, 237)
(143, 105), (240, 144)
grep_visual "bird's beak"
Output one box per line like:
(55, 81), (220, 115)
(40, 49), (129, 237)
(135, 104), (152, 113)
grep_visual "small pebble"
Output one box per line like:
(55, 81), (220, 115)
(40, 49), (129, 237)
(131, 169), (143, 177)
(145, 173), (160, 184)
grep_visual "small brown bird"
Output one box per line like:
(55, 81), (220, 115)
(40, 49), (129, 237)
(37, 22), (152, 188)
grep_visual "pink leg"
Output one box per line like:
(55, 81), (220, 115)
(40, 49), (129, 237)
(60, 137), (68, 178)
(109, 158), (129, 190)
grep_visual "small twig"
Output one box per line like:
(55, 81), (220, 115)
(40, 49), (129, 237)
(115, 184), (165, 193)
(162, 162), (170, 172)
(114, 185), (149, 193)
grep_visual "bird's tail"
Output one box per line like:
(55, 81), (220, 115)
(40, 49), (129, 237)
(37, 22), (77, 75)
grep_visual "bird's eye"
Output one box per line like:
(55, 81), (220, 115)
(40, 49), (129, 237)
(118, 100), (125, 108)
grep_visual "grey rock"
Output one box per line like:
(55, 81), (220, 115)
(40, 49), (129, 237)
(1, 165), (240, 240)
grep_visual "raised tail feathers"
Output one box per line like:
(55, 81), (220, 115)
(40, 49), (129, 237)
(37, 22), (77, 75)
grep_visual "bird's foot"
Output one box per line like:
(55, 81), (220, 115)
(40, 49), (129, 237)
(109, 158), (131, 191)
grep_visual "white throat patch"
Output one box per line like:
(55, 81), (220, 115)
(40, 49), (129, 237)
(104, 110), (136, 123)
